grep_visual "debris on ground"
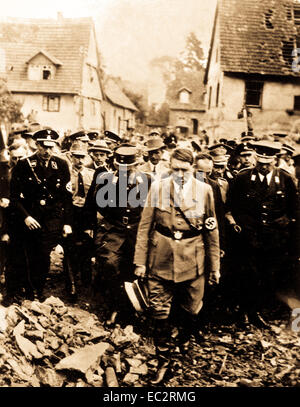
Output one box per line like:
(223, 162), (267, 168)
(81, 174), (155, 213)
(0, 296), (155, 387)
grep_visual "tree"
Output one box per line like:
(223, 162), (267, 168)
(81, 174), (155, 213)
(147, 102), (169, 127)
(180, 32), (205, 71)
(0, 76), (23, 124)
(122, 87), (148, 123)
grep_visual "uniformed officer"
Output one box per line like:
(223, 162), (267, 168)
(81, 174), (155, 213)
(226, 140), (297, 327)
(104, 130), (122, 150)
(103, 131), (122, 171)
(277, 143), (296, 178)
(237, 144), (256, 171)
(210, 155), (230, 204)
(208, 143), (235, 186)
(134, 148), (220, 384)
(9, 129), (73, 300)
(93, 145), (152, 323)
(62, 140), (95, 298)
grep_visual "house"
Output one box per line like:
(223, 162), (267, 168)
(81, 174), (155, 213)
(166, 70), (206, 137)
(0, 15), (104, 136)
(204, 0), (300, 142)
(102, 77), (138, 136)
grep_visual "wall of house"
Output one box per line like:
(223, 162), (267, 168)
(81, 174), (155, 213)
(103, 101), (135, 136)
(81, 96), (102, 131)
(169, 110), (205, 136)
(204, 74), (300, 142)
(81, 29), (103, 101)
(13, 93), (80, 135)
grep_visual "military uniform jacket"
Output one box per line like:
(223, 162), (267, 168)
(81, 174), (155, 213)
(93, 169), (152, 252)
(95, 170), (152, 230)
(134, 176), (220, 283)
(10, 153), (73, 227)
(226, 167), (297, 250)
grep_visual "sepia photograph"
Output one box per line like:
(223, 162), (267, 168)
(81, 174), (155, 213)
(0, 0), (299, 396)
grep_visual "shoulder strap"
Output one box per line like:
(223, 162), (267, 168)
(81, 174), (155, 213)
(26, 158), (42, 185)
(169, 182), (200, 231)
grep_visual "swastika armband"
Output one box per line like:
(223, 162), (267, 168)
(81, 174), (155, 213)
(204, 217), (217, 230)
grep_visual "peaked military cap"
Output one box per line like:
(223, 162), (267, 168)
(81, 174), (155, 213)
(251, 140), (281, 163)
(212, 155), (228, 166)
(32, 129), (59, 146)
(87, 131), (99, 141)
(241, 131), (256, 143)
(237, 143), (255, 156)
(191, 140), (202, 152)
(69, 130), (90, 142)
(280, 143), (295, 156)
(104, 131), (122, 144)
(208, 143), (233, 156)
(114, 146), (138, 166)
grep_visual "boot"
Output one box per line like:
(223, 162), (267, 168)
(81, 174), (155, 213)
(150, 318), (171, 385)
(177, 309), (203, 349)
(248, 311), (269, 328)
(150, 351), (170, 385)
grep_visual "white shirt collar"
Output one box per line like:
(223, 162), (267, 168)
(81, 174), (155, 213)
(258, 170), (273, 185)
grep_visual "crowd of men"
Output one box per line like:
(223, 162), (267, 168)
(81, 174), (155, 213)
(0, 123), (299, 384)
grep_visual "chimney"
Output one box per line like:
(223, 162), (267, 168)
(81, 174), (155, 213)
(57, 12), (63, 23)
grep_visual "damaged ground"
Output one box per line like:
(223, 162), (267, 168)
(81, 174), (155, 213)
(0, 246), (299, 388)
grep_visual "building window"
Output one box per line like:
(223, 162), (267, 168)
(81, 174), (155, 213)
(245, 80), (263, 107)
(42, 68), (51, 80)
(294, 95), (300, 110)
(43, 95), (60, 112)
(294, 4), (300, 25)
(179, 90), (190, 103)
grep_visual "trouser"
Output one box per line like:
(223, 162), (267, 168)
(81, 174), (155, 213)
(95, 230), (137, 316)
(22, 219), (63, 295)
(149, 274), (205, 355)
(5, 233), (31, 297)
(62, 206), (94, 293)
(235, 247), (291, 314)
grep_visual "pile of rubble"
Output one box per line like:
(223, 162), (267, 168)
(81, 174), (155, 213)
(0, 296), (156, 387)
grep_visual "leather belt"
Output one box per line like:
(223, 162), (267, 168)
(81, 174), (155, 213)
(155, 224), (202, 240)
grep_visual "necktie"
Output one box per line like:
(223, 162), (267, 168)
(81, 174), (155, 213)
(153, 165), (156, 174)
(261, 175), (268, 192)
(77, 172), (85, 198)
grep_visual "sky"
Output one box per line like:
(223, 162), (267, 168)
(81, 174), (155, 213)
(0, 0), (217, 82)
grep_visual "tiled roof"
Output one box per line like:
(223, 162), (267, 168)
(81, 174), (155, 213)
(166, 70), (206, 111)
(104, 78), (138, 111)
(0, 18), (93, 94)
(205, 0), (300, 80)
